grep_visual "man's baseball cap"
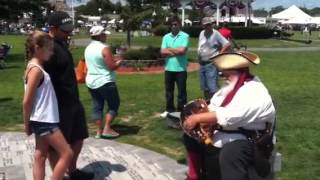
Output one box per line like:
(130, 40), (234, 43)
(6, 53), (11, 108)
(48, 11), (74, 32)
(89, 26), (111, 36)
(202, 17), (214, 25)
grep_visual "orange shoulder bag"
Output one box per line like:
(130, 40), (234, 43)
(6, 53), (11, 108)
(76, 58), (87, 84)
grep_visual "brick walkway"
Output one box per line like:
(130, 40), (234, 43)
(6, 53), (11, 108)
(0, 132), (187, 180)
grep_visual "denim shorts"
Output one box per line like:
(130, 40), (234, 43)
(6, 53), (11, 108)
(30, 121), (59, 137)
(88, 82), (120, 120)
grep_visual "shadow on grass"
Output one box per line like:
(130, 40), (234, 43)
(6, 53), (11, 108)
(177, 157), (187, 165)
(113, 124), (141, 136)
(0, 97), (13, 103)
(5, 53), (25, 63)
(81, 161), (126, 178)
(0, 65), (21, 69)
(281, 38), (312, 44)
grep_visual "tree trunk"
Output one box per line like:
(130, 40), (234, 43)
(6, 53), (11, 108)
(127, 29), (131, 47)
(229, 7), (232, 23)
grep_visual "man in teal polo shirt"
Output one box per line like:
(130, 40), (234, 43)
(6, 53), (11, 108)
(160, 16), (189, 117)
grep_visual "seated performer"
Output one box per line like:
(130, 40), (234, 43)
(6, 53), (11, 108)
(184, 51), (276, 180)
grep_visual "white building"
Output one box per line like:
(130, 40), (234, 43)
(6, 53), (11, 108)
(174, 0), (261, 26)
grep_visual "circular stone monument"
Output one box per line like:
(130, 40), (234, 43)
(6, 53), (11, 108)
(0, 132), (187, 180)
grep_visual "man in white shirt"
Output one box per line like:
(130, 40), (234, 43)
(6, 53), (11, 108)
(198, 17), (230, 99)
(184, 51), (276, 180)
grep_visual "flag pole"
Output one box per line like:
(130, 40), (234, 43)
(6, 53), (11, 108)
(71, 0), (75, 25)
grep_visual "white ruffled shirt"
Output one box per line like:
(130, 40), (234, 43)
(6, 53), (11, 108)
(208, 77), (276, 148)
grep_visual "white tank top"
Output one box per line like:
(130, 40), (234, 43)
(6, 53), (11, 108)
(24, 63), (59, 123)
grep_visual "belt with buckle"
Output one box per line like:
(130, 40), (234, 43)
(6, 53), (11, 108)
(199, 61), (212, 66)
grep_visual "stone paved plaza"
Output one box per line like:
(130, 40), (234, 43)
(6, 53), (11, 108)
(0, 132), (187, 180)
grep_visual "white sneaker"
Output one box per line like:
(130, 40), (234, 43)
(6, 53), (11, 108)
(160, 111), (169, 118)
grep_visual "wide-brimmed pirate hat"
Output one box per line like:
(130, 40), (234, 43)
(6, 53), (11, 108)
(211, 51), (260, 70)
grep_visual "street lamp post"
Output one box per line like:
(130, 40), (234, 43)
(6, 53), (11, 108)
(71, 0), (75, 26)
(180, 0), (192, 27)
(98, 8), (102, 16)
(98, 8), (102, 25)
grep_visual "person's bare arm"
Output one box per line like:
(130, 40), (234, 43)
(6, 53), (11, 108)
(102, 47), (122, 70)
(160, 48), (175, 57)
(168, 47), (188, 55)
(184, 111), (217, 130)
(161, 47), (188, 57)
(220, 43), (231, 53)
(23, 68), (43, 136)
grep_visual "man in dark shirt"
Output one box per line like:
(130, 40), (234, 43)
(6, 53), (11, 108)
(45, 11), (93, 180)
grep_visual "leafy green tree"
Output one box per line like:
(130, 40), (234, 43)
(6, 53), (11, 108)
(75, 0), (116, 16)
(309, 7), (320, 16)
(75, 0), (170, 46)
(253, 8), (268, 17)
(120, 0), (156, 47)
(299, 7), (311, 15)
(269, 6), (285, 15)
(0, 0), (47, 26)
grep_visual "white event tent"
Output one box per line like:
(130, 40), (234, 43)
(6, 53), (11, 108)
(271, 5), (320, 25)
(281, 17), (313, 25)
(272, 5), (312, 20)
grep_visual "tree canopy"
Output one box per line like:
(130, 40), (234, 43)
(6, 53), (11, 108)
(269, 6), (285, 15)
(75, 0), (117, 16)
(253, 8), (269, 17)
(0, 0), (49, 24)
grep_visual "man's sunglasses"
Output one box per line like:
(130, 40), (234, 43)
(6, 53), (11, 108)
(60, 28), (72, 34)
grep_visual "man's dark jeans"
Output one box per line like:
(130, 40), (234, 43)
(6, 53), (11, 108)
(165, 71), (187, 112)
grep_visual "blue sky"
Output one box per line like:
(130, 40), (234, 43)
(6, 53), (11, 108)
(252, 0), (320, 10)
(67, 0), (320, 10)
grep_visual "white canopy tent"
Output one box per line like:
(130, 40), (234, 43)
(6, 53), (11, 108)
(77, 20), (84, 24)
(108, 19), (116, 24)
(184, 19), (192, 25)
(282, 17), (314, 25)
(79, 15), (101, 23)
(272, 5), (312, 20)
(311, 17), (320, 25)
(87, 16), (101, 22)
(220, 16), (265, 24)
(272, 5), (320, 25)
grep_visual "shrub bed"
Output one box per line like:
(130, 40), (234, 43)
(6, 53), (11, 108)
(123, 46), (161, 60)
(229, 26), (274, 39)
(120, 46), (164, 70)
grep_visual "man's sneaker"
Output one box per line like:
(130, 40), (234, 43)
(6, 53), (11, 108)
(69, 169), (94, 180)
(160, 111), (169, 118)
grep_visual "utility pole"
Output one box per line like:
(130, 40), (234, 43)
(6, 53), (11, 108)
(71, 0), (75, 25)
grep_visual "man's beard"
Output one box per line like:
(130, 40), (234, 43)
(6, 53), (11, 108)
(219, 76), (239, 97)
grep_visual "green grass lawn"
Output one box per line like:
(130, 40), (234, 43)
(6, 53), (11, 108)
(1, 35), (320, 179)
(290, 30), (320, 40)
